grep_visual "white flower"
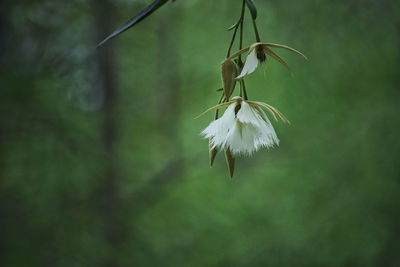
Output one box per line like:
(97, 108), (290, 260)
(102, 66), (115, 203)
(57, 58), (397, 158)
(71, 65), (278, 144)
(200, 97), (289, 156)
(222, 42), (307, 79)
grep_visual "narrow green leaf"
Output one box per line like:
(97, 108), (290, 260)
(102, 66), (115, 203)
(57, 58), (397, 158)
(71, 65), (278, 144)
(245, 0), (258, 20)
(97, 0), (170, 47)
(227, 21), (239, 31)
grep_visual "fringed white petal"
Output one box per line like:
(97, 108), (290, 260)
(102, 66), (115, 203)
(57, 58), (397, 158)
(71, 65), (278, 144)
(224, 121), (259, 155)
(236, 49), (259, 79)
(236, 101), (263, 127)
(255, 107), (279, 148)
(202, 102), (237, 148)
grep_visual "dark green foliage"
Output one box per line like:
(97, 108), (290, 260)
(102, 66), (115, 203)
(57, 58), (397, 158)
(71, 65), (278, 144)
(245, 0), (257, 20)
(1, 0), (400, 266)
(97, 0), (170, 47)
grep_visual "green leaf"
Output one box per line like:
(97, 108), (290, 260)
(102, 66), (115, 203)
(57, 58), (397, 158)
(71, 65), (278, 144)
(226, 21), (239, 31)
(245, 0), (258, 20)
(97, 0), (170, 47)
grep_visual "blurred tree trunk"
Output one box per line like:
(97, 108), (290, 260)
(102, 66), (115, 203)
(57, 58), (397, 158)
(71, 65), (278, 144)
(0, 12), (4, 58)
(126, 6), (184, 263)
(91, 1), (183, 265)
(156, 8), (182, 154)
(377, 20), (400, 265)
(131, 1), (184, 212)
(92, 2), (124, 267)
(0, 10), (7, 267)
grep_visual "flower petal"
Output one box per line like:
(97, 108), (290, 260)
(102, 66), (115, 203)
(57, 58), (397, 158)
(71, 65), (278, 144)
(202, 102), (237, 148)
(223, 121), (257, 155)
(254, 108), (280, 148)
(236, 101), (263, 127)
(236, 49), (259, 79)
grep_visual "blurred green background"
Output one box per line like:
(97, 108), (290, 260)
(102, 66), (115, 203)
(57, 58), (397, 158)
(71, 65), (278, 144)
(1, 0), (400, 266)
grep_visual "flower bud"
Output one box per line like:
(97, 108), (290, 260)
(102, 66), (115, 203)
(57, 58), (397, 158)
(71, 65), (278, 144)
(221, 59), (238, 100)
(209, 137), (218, 167)
(224, 148), (235, 178)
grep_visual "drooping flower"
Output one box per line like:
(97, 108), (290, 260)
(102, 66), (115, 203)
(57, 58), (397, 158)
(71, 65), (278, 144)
(198, 97), (289, 156)
(222, 42), (307, 79)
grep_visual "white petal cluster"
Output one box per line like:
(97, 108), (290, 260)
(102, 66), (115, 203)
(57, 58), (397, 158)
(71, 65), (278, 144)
(202, 99), (279, 155)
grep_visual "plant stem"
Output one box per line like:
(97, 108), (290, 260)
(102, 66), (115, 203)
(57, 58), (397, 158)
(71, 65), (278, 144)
(215, 92), (225, 120)
(226, 26), (239, 58)
(241, 80), (248, 100)
(226, 0), (246, 58)
(238, 0), (248, 100)
(251, 16), (261, 42)
(225, 0), (249, 103)
(238, 0), (245, 64)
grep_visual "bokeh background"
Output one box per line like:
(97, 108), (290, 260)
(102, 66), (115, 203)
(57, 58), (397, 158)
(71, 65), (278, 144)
(1, 0), (400, 266)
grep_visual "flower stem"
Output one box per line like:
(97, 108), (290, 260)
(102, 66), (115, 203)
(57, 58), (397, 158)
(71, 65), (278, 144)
(226, 26), (239, 58)
(251, 16), (261, 42)
(238, 0), (245, 65)
(226, 0), (246, 58)
(215, 92), (225, 120)
(241, 80), (248, 100)
(225, 1), (249, 102)
(238, 0), (248, 100)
